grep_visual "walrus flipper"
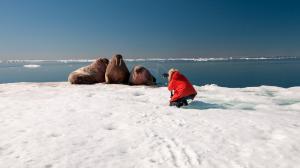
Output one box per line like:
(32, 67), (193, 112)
(71, 74), (97, 84)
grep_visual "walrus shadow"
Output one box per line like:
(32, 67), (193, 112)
(183, 100), (226, 110)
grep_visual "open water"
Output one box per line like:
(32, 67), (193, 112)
(0, 57), (299, 87)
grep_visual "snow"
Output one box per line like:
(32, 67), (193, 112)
(0, 83), (300, 168)
(23, 64), (41, 68)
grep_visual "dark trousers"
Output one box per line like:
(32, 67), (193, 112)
(170, 94), (196, 108)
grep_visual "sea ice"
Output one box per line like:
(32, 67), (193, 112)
(0, 83), (299, 168)
(23, 64), (41, 68)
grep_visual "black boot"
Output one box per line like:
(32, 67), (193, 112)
(176, 101), (184, 108)
(169, 102), (176, 106)
(182, 99), (188, 106)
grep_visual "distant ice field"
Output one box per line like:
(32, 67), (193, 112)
(0, 57), (300, 87)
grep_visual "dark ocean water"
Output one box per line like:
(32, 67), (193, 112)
(0, 58), (300, 88)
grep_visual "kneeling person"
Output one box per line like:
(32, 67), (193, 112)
(167, 68), (197, 108)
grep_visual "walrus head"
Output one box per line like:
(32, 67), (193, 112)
(101, 58), (109, 65)
(95, 58), (109, 66)
(113, 54), (123, 67)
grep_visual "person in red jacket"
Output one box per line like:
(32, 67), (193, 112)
(166, 68), (197, 108)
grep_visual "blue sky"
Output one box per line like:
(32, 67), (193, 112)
(0, 0), (299, 59)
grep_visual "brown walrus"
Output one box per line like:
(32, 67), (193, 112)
(105, 54), (130, 84)
(129, 65), (156, 85)
(68, 58), (109, 84)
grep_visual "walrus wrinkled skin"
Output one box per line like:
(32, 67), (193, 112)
(105, 54), (130, 84)
(129, 65), (156, 85)
(68, 58), (109, 84)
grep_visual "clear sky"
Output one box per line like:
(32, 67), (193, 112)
(0, 0), (299, 60)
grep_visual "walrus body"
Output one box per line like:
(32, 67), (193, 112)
(105, 54), (130, 84)
(68, 58), (109, 84)
(129, 65), (156, 85)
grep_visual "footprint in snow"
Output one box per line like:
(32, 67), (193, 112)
(102, 112), (113, 118)
(103, 124), (117, 130)
(44, 164), (53, 168)
(133, 92), (144, 96)
(68, 108), (76, 112)
(18, 129), (26, 133)
(86, 93), (95, 97)
(48, 133), (61, 138)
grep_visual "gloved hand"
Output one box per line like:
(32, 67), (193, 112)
(170, 91), (173, 98)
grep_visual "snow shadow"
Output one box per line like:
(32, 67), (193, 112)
(183, 100), (226, 110)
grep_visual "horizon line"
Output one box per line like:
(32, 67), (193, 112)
(1, 56), (299, 63)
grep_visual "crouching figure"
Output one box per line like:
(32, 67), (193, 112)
(167, 68), (197, 108)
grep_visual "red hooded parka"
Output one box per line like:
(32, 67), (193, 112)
(168, 71), (197, 102)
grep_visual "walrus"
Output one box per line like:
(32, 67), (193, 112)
(105, 54), (130, 84)
(68, 58), (109, 84)
(129, 65), (156, 85)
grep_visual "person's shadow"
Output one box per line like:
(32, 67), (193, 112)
(183, 100), (226, 110)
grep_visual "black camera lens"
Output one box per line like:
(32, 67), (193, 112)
(162, 73), (169, 78)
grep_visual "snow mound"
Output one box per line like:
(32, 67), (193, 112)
(23, 64), (41, 68)
(0, 83), (299, 168)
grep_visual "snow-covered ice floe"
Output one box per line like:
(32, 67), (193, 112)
(3, 56), (299, 64)
(23, 64), (41, 68)
(0, 83), (299, 168)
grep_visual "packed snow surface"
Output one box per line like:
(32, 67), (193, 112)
(0, 83), (300, 168)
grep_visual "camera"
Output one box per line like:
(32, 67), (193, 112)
(162, 73), (169, 78)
